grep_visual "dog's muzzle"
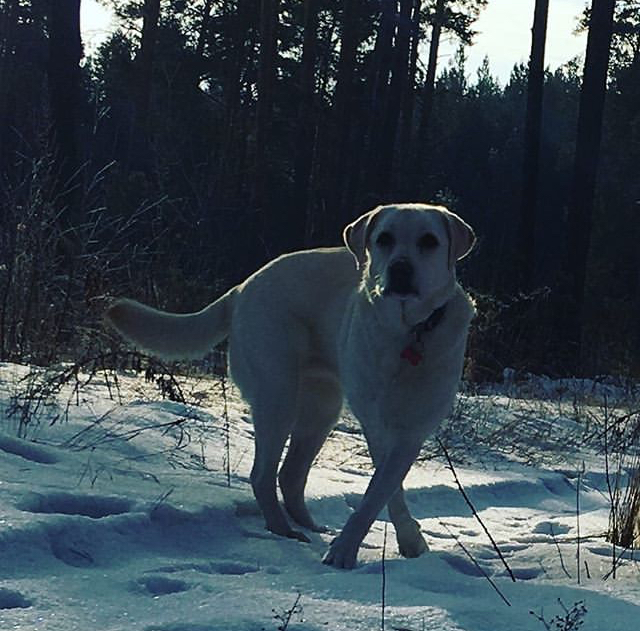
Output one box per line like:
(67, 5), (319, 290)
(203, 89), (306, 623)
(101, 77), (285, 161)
(384, 259), (418, 297)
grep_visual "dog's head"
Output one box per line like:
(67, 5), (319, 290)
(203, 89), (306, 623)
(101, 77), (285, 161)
(343, 203), (475, 327)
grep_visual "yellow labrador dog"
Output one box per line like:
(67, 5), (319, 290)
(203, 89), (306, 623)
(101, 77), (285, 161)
(105, 203), (475, 569)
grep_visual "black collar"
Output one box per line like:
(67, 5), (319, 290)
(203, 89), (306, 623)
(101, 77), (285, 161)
(414, 303), (447, 336)
(400, 304), (447, 366)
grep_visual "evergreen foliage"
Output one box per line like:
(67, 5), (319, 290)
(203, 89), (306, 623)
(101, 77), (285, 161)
(0, 0), (639, 377)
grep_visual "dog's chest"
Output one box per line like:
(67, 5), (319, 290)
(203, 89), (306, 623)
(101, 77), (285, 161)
(339, 317), (426, 424)
(343, 349), (461, 438)
(337, 295), (470, 432)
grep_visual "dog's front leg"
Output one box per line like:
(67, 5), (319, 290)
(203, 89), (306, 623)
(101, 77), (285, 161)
(322, 436), (423, 569)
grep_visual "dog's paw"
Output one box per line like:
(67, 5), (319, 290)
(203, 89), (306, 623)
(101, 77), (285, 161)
(398, 534), (428, 558)
(396, 519), (428, 558)
(285, 529), (311, 543)
(265, 523), (311, 543)
(321, 535), (359, 569)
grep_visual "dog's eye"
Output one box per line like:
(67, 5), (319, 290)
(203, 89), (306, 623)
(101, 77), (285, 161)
(418, 233), (439, 251)
(375, 231), (394, 248)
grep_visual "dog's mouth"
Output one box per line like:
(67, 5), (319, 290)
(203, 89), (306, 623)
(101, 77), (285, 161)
(382, 286), (419, 299)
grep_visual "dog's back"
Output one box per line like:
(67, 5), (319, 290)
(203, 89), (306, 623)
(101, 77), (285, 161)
(105, 247), (358, 363)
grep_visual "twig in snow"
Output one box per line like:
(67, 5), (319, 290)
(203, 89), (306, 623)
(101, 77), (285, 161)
(219, 356), (231, 487)
(603, 403), (619, 579)
(151, 488), (175, 515)
(549, 524), (572, 579)
(602, 541), (639, 581)
(576, 461), (585, 584)
(272, 592), (303, 631)
(438, 439), (516, 582)
(530, 599), (587, 631)
(440, 522), (511, 607)
(381, 523), (387, 631)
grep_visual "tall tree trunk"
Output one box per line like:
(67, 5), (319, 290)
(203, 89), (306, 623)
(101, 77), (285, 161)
(518, 0), (549, 290)
(292, 0), (319, 249)
(363, 0), (396, 200)
(566, 0), (616, 366)
(136, 0), (161, 130)
(218, 0), (252, 202)
(47, 0), (83, 225)
(417, 0), (445, 149)
(250, 0), (278, 266)
(0, 0), (18, 171)
(253, 0), (278, 209)
(328, 0), (359, 232)
(375, 0), (413, 197)
(398, 0), (423, 196)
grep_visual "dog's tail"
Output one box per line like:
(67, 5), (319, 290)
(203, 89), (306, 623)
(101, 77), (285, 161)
(105, 287), (237, 360)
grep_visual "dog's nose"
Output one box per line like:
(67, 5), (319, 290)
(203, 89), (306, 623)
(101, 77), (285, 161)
(385, 259), (416, 296)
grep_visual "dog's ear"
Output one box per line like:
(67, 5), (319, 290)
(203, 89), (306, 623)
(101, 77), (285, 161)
(440, 208), (476, 268)
(343, 207), (382, 269)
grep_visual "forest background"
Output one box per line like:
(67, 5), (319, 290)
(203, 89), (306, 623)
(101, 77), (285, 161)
(0, 0), (639, 380)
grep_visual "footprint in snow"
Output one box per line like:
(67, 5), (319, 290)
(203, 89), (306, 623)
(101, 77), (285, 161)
(50, 538), (95, 567)
(136, 576), (191, 597)
(440, 551), (544, 581)
(459, 528), (480, 536)
(586, 544), (635, 560)
(541, 476), (574, 496)
(211, 561), (259, 575)
(510, 566), (543, 580)
(149, 561), (259, 576)
(145, 625), (243, 631)
(494, 542), (529, 553)
(422, 529), (454, 540)
(532, 520), (571, 536)
(440, 551), (486, 577)
(17, 491), (132, 519)
(0, 587), (32, 609)
(0, 434), (58, 464)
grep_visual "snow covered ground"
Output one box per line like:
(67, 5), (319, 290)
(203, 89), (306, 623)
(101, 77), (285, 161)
(1, 362), (639, 631)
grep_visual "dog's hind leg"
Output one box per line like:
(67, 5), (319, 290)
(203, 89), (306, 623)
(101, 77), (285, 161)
(250, 386), (310, 542)
(278, 372), (342, 532)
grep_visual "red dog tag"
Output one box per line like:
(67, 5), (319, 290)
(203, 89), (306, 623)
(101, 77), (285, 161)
(400, 345), (423, 366)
